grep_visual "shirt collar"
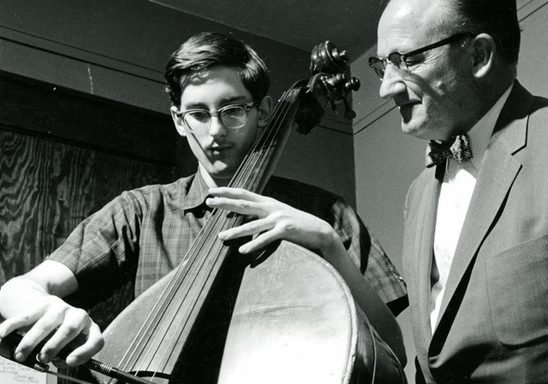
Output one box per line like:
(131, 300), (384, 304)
(466, 83), (514, 170)
(183, 169), (211, 211)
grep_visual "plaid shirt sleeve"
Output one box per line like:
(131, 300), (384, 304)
(330, 198), (407, 311)
(264, 176), (407, 314)
(47, 190), (143, 308)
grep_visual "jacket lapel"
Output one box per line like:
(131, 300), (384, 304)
(432, 82), (531, 336)
(408, 167), (441, 351)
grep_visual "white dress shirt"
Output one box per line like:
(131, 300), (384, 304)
(430, 85), (513, 332)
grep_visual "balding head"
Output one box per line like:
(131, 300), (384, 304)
(380, 0), (520, 64)
(372, 0), (518, 140)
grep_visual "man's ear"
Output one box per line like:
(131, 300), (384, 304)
(256, 96), (273, 128)
(470, 33), (496, 79)
(170, 106), (187, 137)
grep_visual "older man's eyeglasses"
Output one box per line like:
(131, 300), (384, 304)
(368, 32), (471, 80)
(176, 102), (255, 132)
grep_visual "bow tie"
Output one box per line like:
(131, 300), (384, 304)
(425, 134), (473, 168)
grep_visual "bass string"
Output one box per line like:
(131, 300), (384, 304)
(231, 88), (303, 192)
(147, 89), (303, 369)
(111, 87), (303, 377)
(157, 88), (302, 320)
(134, 88), (302, 375)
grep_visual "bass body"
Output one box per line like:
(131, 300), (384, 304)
(92, 240), (405, 384)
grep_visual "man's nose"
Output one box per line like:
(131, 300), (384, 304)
(209, 115), (227, 137)
(379, 65), (407, 99)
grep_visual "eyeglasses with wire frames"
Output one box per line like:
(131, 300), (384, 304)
(368, 32), (472, 80)
(176, 102), (256, 132)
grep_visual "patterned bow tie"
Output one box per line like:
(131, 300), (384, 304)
(425, 134), (473, 168)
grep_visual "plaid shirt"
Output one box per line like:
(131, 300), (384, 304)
(49, 172), (406, 313)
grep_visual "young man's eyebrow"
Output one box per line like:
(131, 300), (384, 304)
(182, 96), (250, 110)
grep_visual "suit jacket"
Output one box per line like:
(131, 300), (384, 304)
(403, 81), (548, 383)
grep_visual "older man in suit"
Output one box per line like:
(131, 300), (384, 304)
(369, 0), (548, 382)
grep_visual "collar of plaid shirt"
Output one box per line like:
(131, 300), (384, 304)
(183, 170), (211, 212)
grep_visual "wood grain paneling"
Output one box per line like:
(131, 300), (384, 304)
(0, 71), (191, 331)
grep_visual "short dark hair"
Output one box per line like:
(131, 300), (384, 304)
(446, 0), (520, 63)
(164, 32), (270, 107)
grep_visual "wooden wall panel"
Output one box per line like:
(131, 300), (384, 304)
(0, 71), (184, 335)
(0, 128), (174, 283)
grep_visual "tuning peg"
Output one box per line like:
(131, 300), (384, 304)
(331, 47), (349, 64)
(345, 77), (361, 91)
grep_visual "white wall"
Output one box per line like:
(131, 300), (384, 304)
(352, 0), (548, 382)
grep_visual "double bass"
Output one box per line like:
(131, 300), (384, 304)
(1, 42), (406, 384)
